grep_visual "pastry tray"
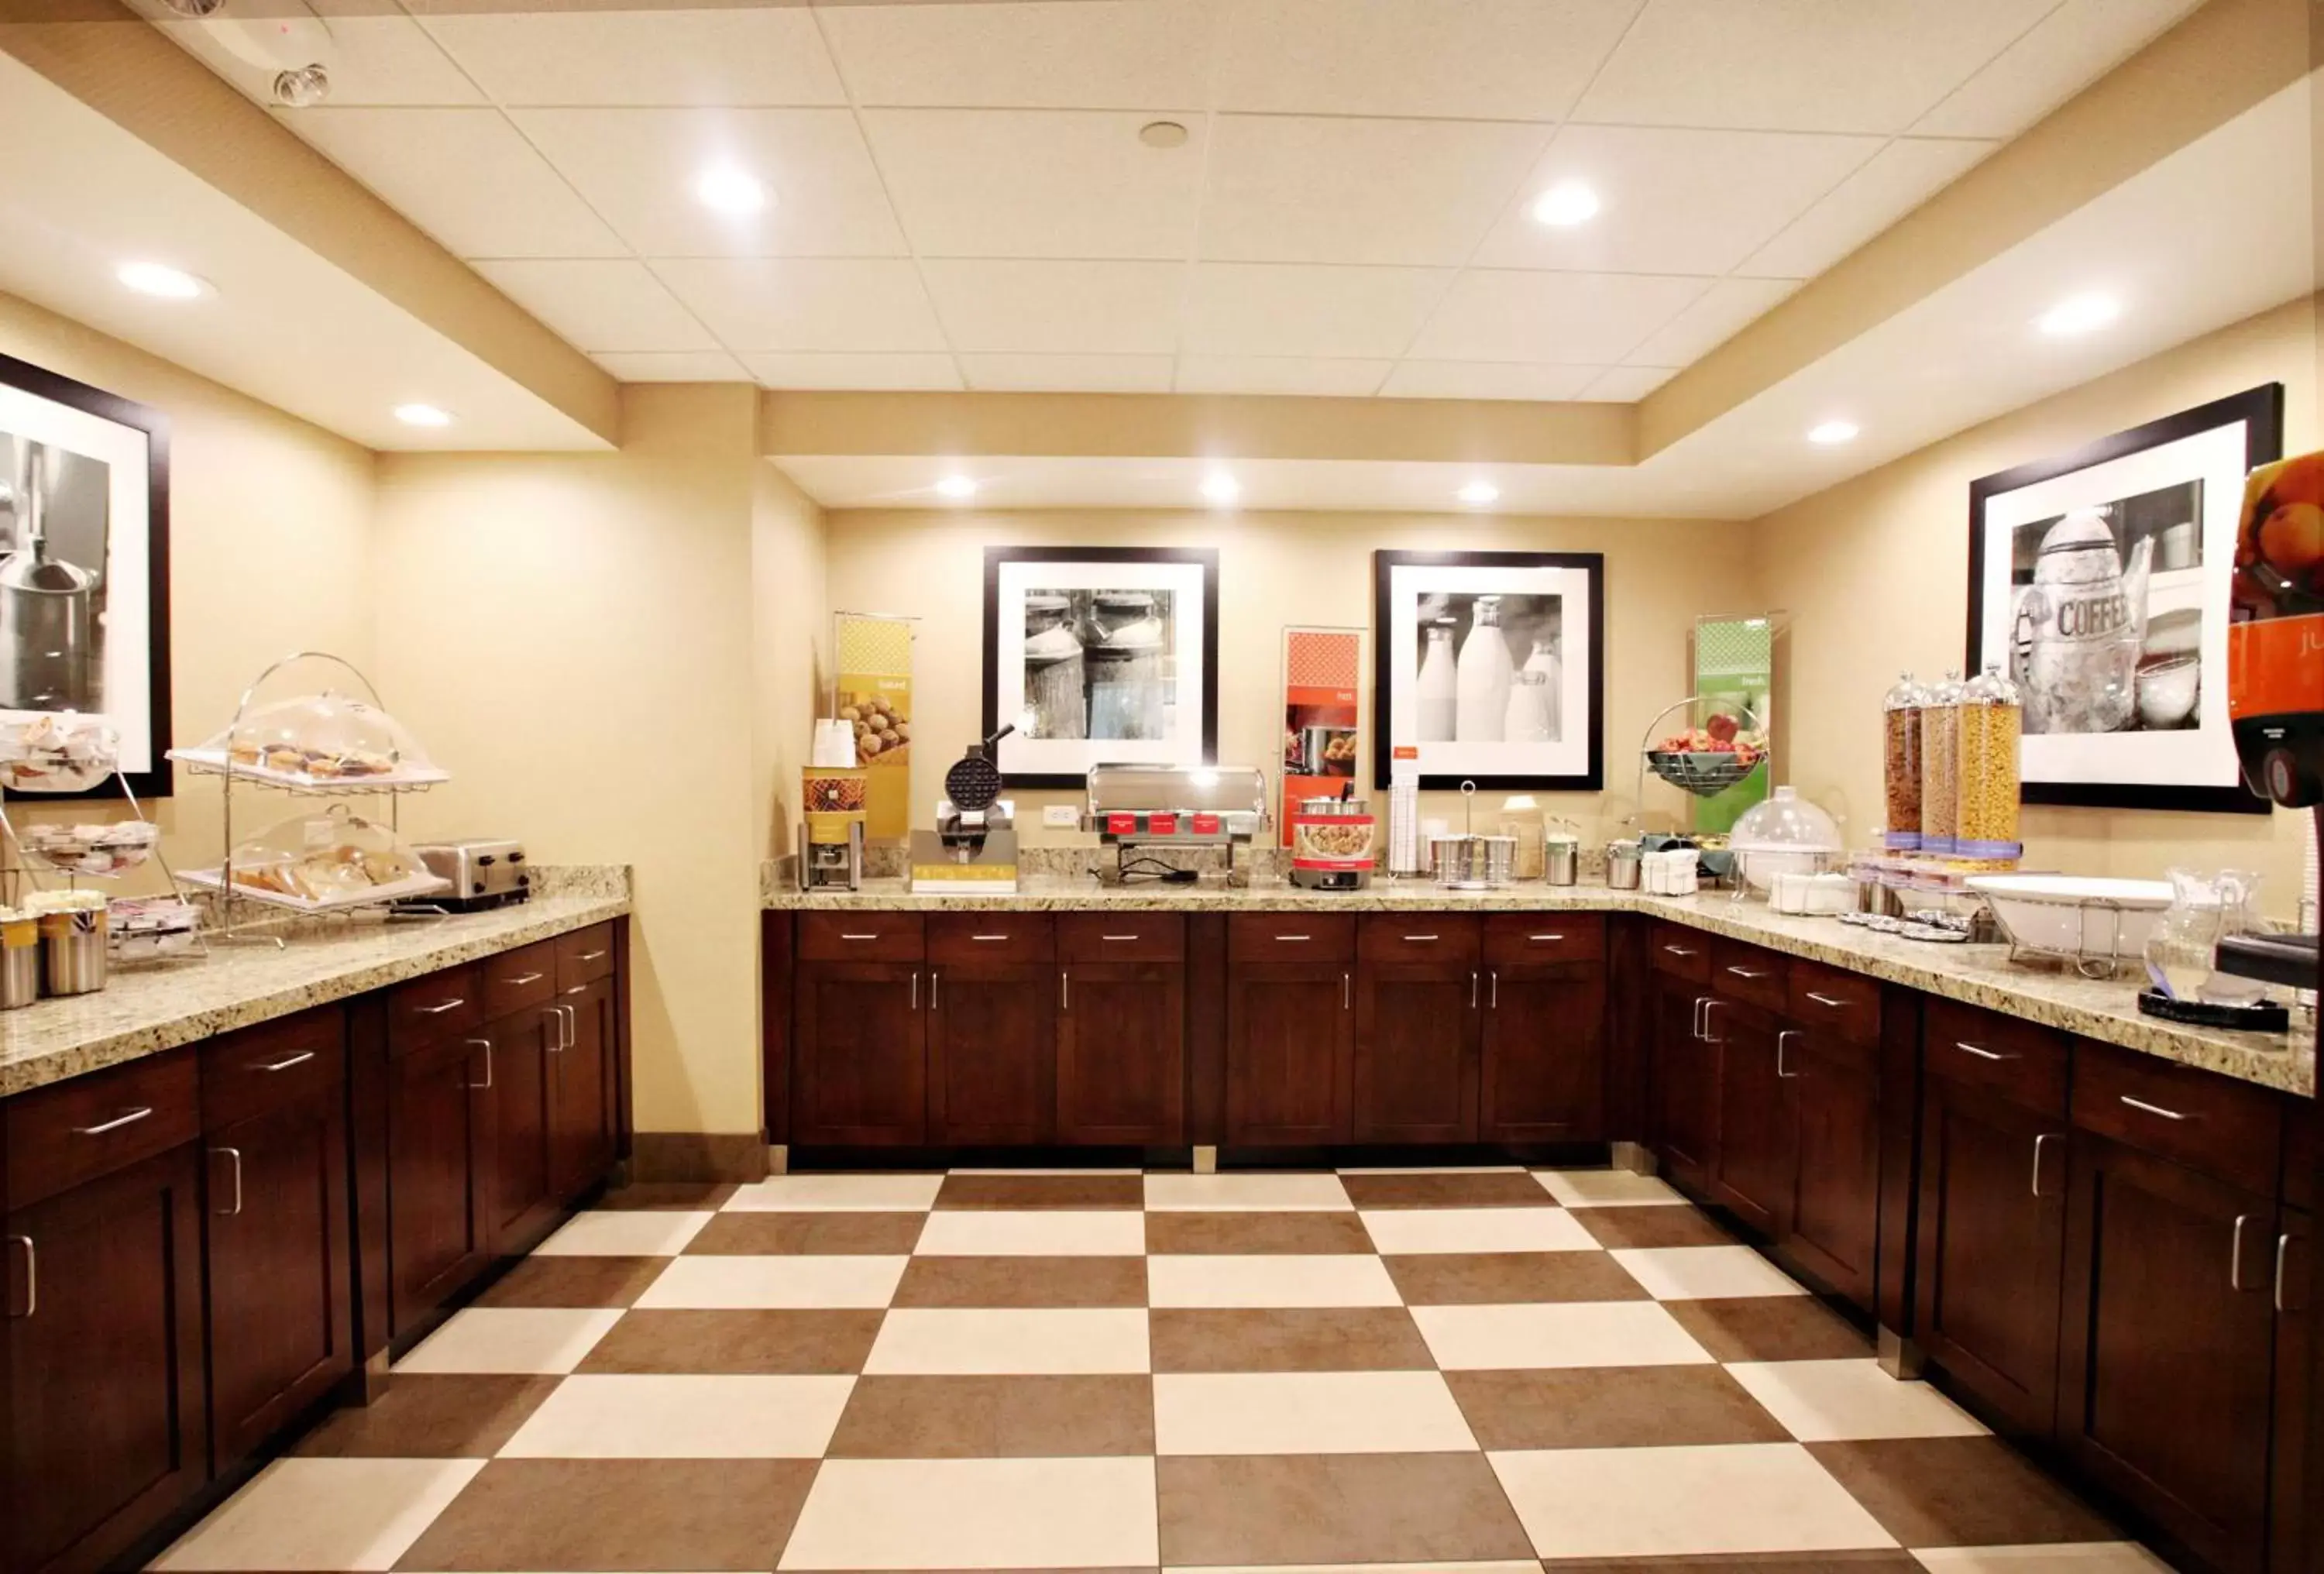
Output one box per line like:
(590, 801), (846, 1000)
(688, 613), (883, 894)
(167, 748), (449, 793)
(177, 865), (451, 913)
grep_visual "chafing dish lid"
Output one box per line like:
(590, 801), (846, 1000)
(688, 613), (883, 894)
(1085, 762), (1267, 816)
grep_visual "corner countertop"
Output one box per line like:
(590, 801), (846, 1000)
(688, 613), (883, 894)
(765, 875), (2316, 1099)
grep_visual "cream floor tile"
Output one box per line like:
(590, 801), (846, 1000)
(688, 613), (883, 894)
(1534, 1168), (1686, 1208)
(779, 1455), (1160, 1569)
(916, 1208), (1148, 1256)
(1914, 1546), (2177, 1574)
(1164, 1565), (1543, 1573)
(1147, 1253), (1400, 1308)
(1410, 1301), (1715, 1370)
(391, 1308), (624, 1375)
(497, 1373), (855, 1458)
(150, 1457), (485, 1571)
(1612, 1243), (1814, 1300)
(1490, 1442), (1899, 1558)
(1729, 1359), (1992, 1442)
(1153, 1370), (1478, 1455)
(1336, 1165), (1527, 1174)
(531, 1209), (711, 1256)
(1360, 1206), (1597, 1255)
(865, 1308), (1153, 1374)
(633, 1254), (906, 1310)
(1146, 1173), (1353, 1211)
(726, 1174), (945, 1212)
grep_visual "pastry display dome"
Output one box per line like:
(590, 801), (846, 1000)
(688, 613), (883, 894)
(180, 805), (448, 912)
(171, 690), (446, 789)
(1728, 785), (1845, 895)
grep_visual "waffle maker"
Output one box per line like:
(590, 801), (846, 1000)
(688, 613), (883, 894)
(909, 725), (1020, 892)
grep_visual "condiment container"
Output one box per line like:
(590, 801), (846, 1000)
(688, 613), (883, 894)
(1954, 665), (2023, 863)
(1499, 794), (1545, 881)
(0, 907), (36, 1009)
(1918, 670), (1965, 856)
(1606, 839), (1642, 889)
(1544, 833), (1580, 886)
(1290, 795), (1377, 892)
(1882, 672), (1927, 851)
(29, 890), (109, 996)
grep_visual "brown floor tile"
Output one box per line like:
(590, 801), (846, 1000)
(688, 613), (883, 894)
(292, 1375), (560, 1459)
(1541, 1555), (1924, 1572)
(1384, 1250), (1651, 1304)
(1446, 1366), (1792, 1450)
(1340, 1170), (1559, 1208)
(1808, 1437), (2123, 1548)
(1144, 1211), (1374, 1254)
(1157, 1452), (1535, 1566)
(827, 1374), (1155, 1456)
(1574, 1205), (1742, 1249)
(394, 1457), (815, 1571)
(894, 1255), (1147, 1308)
(590, 1181), (737, 1211)
(473, 1256), (666, 1309)
(934, 1173), (1146, 1209)
(1664, 1297), (1875, 1363)
(1150, 1308), (1435, 1371)
(686, 1211), (927, 1255)
(576, 1308), (883, 1374)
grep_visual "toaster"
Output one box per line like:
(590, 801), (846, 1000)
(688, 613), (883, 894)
(411, 839), (530, 910)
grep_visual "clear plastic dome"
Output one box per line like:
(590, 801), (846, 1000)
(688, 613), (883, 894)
(1730, 785), (1844, 851)
(173, 691), (446, 789)
(1882, 672), (1930, 711)
(0, 710), (120, 792)
(181, 805), (448, 911)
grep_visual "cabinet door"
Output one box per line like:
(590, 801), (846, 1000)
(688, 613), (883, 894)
(205, 1091), (353, 1470)
(388, 1033), (493, 1334)
(1914, 1074), (2067, 1438)
(1479, 965), (1606, 1144)
(1784, 1028), (1880, 1311)
(1708, 1000), (1793, 1237)
(1056, 963), (1184, 1146)
(793, 963), (927, 1147)
(1224, 964), (1351, 1147)
(1352, 964), (1477, 1143)
(5, 1147), (207, 1574)
(1651, 980), (1718, 1194)
(927, 964), (1054, 1146)
(2272, 1208), (2310, 1574)
(491, 1011), (558, 1254)
(550, 978), (618, 1201)
(2059, 1134), (2276, 1574)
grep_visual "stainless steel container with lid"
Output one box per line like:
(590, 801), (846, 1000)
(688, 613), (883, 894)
(1544, 836), (1580, 886)
(40, 909), (107, 996)
(0, 915), (36, 1010)
(1428, 833), (1516, 890)
(1606, 839), (1643, 890)
(1290, 794), (1377, 892)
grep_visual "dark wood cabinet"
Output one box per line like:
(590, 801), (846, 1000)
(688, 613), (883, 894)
(792, 962), (927, 1146)
(927, 963), (1055, 1146)
(387, 1033), (493, 1335)
(2271, 1207), (2309, 1574)
(1352, 963), (1478, 1143)
(1651, 977), (1717, 1194)
(490, 1011), (558, 1253)
(1707, 998), (1792, 1237)
(550, 977), (618, 1202)
(1479, 964), (1606, 1144)
(1782, 1026), (1880, 1308)
(1223, 964), (1350, 1146)
(1056, 963), (1184, 1145)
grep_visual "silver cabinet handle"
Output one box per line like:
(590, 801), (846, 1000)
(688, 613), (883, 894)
(1725, 965), (1770, 980)
(930, 971), (940, 1011)
(562, 1003), (579, 1048)
(467, 1037), (494, 1090)
(1100, 934), (1139, 942)
(1805, 991), (1848, 1009)
(562, 982), (588, 997)
(508, 971), (545, 986)
(2032, 1132), (2060, 1198)
(1470, 971), (1479, 1009)
(1691, 996), (1709, 1039)
(1490, 971), (1498, 1009)
(5, 1235), (32, 1318)
(1954, 1040), (2014, 1062)
(1342, 971), (1351, 1011)
(910, 970), (920, 1010)
(1277, 933), (1312, 942)
(253, 1050), (317, 1073)
(1529, 933), (1564, 943)
(1405, 933), (1440, 942)
(2232, 1214), (2259, 1291)
(74, 1107), (153, 1136)
(418, 996), (467, 1016)
(211, 1146), (244, 1217)
(1061, 970), (1069, 1012)
(541, 1005), (563, 1052)
(576, 949), (608, 962)
(840, 933), (880, 941)
(546, 1005), (575, 1052)
(2277, 1232), (2295, 1314)
(1776, 1029), (1800, 1078)
(1701, 998), (1724, 1043)
(1664, 944), (1698, 957)
(2119, 1095), (2192, 1122)
(971, 934), (1010, 942)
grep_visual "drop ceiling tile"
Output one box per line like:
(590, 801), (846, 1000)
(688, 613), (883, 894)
(1579, 365), (1676, 401)
(1573, 0), (2057, 134)
(1181, 263), (1453, 359)
(1211, 0), (1640, 120)
(1408, 271), (1711, 364)
(286, 108), (625, 260)
(413, 7), (845, 106)
(960, 353), (1177, 392)
(863, 109), (1205, 259)
(472, 260), (717, 354)
(1738, 138), (1996, 279)
(1912, 0), (2205, 139)
(815, 0), (1220, 109)
(743, 353), (964, 390)
(1174, 356), (1391, 397)
(1622, 277), (1798, 366)
(592, 351), (753, 383)
(511, 108), (905, 258)
(920, 259), (1186, 354)
(160, 5), (483, 108)
(1473, 125), (1881, 277)
(1377, 362), (1604, 401)
(1198, 115), (1552, 267)
(653, 259), (945, 352)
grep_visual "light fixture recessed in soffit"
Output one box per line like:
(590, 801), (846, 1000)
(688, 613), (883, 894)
(394, 404), (454, 428)
(1138, 120), (1190, 149)
(1807, 419), (1860, 445)
(1200, 471), (1240, 505)
(273, 64), (330, 108)
(2037, 291), (2121, 336)
(116, 261), (209, 300)
(936, 474), (978, 500)
(1458, 480), (1500, 505)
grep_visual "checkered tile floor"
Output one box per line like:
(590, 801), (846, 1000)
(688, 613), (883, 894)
(151, 1167), (2167, 1574)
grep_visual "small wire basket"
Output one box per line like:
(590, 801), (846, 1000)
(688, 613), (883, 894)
(1645, 749), (1763, 799)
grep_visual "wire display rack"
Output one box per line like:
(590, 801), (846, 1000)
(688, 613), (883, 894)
(0, 752), (208, 966)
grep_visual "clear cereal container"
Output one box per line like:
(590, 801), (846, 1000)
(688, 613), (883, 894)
(1918, 670), (1964, 856)
(1881, 672), (1927, 851)
(1954, 665), (2023, 863)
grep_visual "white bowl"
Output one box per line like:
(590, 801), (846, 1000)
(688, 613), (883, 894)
(1965, 875), (2173, 959)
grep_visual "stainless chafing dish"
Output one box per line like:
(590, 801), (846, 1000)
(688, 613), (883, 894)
(1082, 763), (1269, 879)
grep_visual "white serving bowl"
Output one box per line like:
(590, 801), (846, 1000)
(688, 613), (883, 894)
(1965, 874), (2174, 960)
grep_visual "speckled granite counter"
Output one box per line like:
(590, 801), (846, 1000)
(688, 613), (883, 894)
(1, 872), (630, 1098)
(765, 872), (2315, 1098)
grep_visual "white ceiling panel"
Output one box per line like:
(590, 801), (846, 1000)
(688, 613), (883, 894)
(743, 352), (964, 390)
(153, 5), (483, 108)
(654, 258), (946, 351)
(472, 259), (717, 354)
(1578, 365), (1676, 401)
(1181, 263), (1453, 359)
(1622, 277), (1798, 366)
(1375, 361), (1604, 401)
(1209, 0), (1641, 121)
(1912, 0), (2205, 139)
(593, 351), (752, 383)
(414, 8), (846, 107)
(961, 353), (1177, 392)
(921, 259), (1187, 353)
(1738, 137), (1996, 279)
(512, 108), (906, 258)
(1573, 0), (2055, 134)
(1198, 115), (1552, 267)
(1409, 270), (1710, 363)
(287, 108), (626, 261)
(1173, 356), (1391, 397)
(813, 0), (1222, 110)
(864, 109), (1206, 259)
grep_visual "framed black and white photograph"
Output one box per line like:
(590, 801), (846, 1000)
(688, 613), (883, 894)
(1373, 549), (1604, 791)
(0, 352), (171, 799)
(1967, 383), (2281, 814)
(982, 545), (1218, 788)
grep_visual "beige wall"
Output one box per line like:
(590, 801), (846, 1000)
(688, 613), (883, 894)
(1751, 295), (2319, 915)
(823, 508), (1757, 851)
(751, 460), (830, 861)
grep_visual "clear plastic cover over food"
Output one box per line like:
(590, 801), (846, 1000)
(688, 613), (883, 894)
(1881, 673), (1927, 851)
(173, 691), (446, 787)
(1728, 785), (1844, 896)
(1954, 665), (2023, 862)
(182, 804), (448, 909)
(0, 710), (119, 792)
(1918, 670), (1965, 856)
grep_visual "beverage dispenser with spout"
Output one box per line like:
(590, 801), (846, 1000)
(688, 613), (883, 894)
(2012, 507), (2153, 735)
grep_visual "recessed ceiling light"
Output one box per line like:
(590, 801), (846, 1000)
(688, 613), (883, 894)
(394, 404), (454, 428)
(1200, 471), (1241, 506)
(935, 474), (978, 500)
(1531, 180), (1600, 228)
(116, 261), (208, 300)
(2037, 291), (2120, 336)
(694, 166), (769, 216)
(1138, 120), (1190, 149)
(1807, 419), (1859, 445)
(1458, 480), (1500, 505)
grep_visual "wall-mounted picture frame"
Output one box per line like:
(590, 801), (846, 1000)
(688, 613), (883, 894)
(982, 545), (1219, 789)
(1966, 383), (2281, 815)
(0, 351), (172, 800)
(1373, 549), (1604, 792)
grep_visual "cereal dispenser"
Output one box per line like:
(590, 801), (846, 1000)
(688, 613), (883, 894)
(1881, 672), (1927, 851)
(1954, 666), (2023, 865)
(1918, 671), (1964, 856)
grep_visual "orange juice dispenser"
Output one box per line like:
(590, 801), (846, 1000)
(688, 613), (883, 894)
(798, 765), (868, 891)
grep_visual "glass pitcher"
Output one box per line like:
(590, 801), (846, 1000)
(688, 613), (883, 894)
(2143, 868), (2267, 1005)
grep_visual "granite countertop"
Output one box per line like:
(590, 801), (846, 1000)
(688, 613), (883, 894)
(1, 868), (631, 1098)
(765, 871), (2316, 1098)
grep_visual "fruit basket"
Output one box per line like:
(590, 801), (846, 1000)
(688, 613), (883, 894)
(1636, 697), (1769, 803)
